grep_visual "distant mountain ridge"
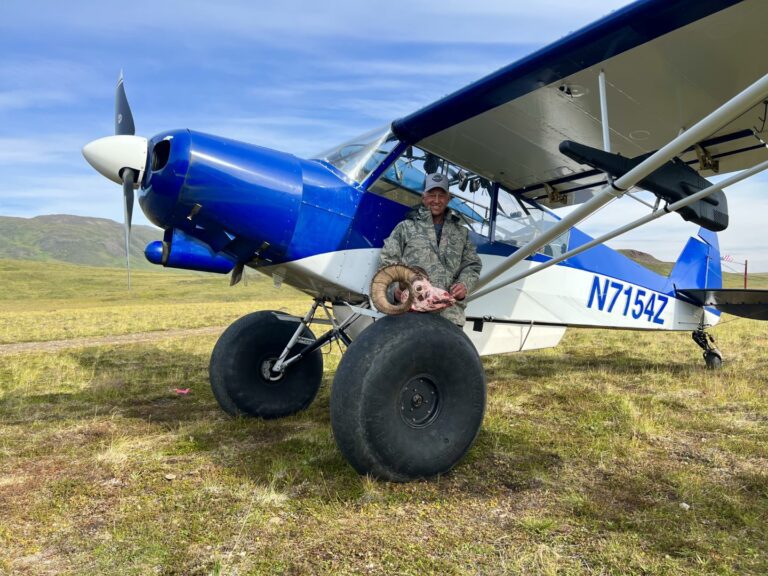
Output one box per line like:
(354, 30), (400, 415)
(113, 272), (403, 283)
(0, 215), (161, 268)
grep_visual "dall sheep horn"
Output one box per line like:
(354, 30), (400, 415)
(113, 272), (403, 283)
(370, 264), (421, 315)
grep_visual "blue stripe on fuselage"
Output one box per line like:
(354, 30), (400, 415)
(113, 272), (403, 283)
(471, 228), (671, 295)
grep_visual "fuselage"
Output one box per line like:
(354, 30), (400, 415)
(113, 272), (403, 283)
(135, 127), (719, 353)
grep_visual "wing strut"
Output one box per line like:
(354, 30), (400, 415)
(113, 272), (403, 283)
(468, 157), (768, 302)
(598, 69), (611, 153)
(468, 71), (768, 299)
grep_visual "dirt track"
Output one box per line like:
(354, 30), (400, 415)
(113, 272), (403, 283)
(0, 326), (226, 355)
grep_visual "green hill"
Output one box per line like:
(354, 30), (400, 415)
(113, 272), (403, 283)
(0, 214), (161, 268)
(618, 248), (673, 275)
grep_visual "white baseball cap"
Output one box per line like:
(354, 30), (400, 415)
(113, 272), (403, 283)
(424, 172), (450, 193)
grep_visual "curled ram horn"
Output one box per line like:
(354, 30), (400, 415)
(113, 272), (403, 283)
(370, 264), (423, 315)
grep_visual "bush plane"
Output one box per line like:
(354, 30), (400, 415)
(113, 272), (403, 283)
(82, 0), (768, 481)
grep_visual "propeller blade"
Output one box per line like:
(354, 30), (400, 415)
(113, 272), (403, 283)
(122, 168), (136, 290)
(115, 72), (135, 136)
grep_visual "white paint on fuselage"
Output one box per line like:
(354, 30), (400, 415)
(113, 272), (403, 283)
(467, 255), (713, 331)
(255, 248), (714, 355)
(331, 304), (567, 357)
(463, 322), (567, 356)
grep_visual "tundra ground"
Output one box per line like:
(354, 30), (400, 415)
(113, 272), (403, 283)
(1, 260), (766, 575)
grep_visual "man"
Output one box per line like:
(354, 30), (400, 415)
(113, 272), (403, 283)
(379, 172), (482, 326)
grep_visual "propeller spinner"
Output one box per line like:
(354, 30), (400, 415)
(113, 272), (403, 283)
(82, 73), (148, 288)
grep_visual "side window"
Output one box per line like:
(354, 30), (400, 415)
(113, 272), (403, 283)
(365, 144), (568, 256)
(494, 194), (570, 258)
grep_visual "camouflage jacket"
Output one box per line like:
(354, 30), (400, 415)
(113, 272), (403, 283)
(379, 206), (482, 326)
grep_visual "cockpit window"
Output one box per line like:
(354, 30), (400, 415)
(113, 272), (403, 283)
(367, 143), (493, 236)
(362, 139), (570, 258)
(317, 126), (398, 184)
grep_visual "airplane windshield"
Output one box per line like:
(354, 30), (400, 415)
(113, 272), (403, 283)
(317, 126), (399, 184)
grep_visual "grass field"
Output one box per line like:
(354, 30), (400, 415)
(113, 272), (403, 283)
(1, 259), (766, 575)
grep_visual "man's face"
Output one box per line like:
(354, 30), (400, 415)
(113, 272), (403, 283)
(422, 187), (450, 217)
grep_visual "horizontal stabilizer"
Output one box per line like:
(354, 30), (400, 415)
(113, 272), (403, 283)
(559, 140), (729, 232)
(677, 289), (768, 320)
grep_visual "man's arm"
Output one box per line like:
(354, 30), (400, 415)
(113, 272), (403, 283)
(378, 222), (406, 268)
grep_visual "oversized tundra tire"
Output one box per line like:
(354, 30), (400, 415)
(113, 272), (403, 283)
(210, 311), (323, 418)
(330, 313), (486, 481)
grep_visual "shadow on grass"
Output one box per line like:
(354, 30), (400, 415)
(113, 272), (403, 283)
(4, 338), (766, 575)
(484, 347), (698, 383)
(2, 344), (217, 425)
(5, 340), (755, 509)
(2, 341), (573, 503)
(462, 427), (563, 495)
(563, 460), (768, 569)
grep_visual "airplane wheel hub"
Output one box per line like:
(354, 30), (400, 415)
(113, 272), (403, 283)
(260, 358), (284, 382)
(399, 376), (440, 428)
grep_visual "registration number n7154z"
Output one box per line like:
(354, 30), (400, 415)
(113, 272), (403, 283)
(587, 276), (668, 325)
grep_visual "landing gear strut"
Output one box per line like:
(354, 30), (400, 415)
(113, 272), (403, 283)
(211, 300), (487, 481)
(692, 326), (722, 370)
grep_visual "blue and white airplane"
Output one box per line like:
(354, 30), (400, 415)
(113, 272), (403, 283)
(82, 0), (768, 481)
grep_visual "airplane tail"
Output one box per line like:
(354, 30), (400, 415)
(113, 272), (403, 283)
(671, 228), (768, 321)
(667, 228), (722, 291)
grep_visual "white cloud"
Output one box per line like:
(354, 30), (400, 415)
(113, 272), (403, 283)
(0, 57), (106, 111)
(0, 171), (153, 227)
(0, 135), (88, 165)
(0, 1), (632, 46)
(185, 115), (360, 157)
(0, 89), (76, 111)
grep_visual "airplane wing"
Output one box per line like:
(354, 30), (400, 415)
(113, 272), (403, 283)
(391, 0), (768, 209)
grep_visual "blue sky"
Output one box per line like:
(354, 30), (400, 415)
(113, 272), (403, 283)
(1, 0), (766, 271)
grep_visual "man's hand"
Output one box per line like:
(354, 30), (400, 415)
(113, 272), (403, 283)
(449, 282), (467, 300)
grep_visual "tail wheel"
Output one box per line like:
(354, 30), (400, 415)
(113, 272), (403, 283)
(209, 311), (323, 418)
(704, 351), (723, 370)
(331, 313), (486, 481)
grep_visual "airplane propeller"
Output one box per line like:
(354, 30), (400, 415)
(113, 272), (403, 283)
(82, 72), (148, 290)
(121, 167), (136, 288)
(115, 72), (135, 136)
(117, 73), (136, 289)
